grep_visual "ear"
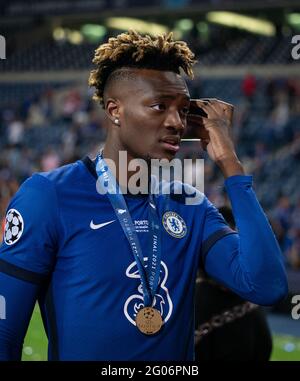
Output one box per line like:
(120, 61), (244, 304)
(105, 97), (121, 126)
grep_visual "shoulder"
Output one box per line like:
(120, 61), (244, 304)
(14, 160), (87, 207)
(38, 160), (86, 187)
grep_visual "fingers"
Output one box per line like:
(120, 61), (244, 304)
(193, 98), (234, 126)
(213, 99), (234, 126)
(200, 138), (210, 152)
(186, 98), (234, 144)
(193, 100), (219, 120)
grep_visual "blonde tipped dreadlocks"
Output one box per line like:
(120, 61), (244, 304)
(88, 30), (196, 107)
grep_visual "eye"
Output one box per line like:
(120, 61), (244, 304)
(181, 107), (189, 115)
(151, 104), (166, 111)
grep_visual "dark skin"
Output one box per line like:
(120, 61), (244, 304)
(102, 68), (244, 188)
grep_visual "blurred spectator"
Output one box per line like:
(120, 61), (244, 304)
(41, 148), (61, 172)
(273, 195), (292, 232)
(62, 89), (82, 121)
(27, 102), (47, 127)
(7, 118), (24, 146)
(269, 217), (292, 266)
(271, 90), (290, 130)
(242, 73), (256, 104)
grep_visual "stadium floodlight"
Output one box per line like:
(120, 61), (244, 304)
(81, 24), (107, 43)
(68, 31), (83, 45)
(53, 27), (84, 45)
(287, 13), (300, 30)
(106, 18), (169, 36)
(176, 19), (194, 32)
(53, 27), (66, 41)
(206, 12), (275, 36)
(173, 19), (194, 38)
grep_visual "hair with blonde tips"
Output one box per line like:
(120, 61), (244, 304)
(88, 30), (196, 108)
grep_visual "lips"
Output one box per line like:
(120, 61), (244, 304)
(160, 136), (181, 153)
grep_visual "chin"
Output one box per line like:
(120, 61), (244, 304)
(148, 150), (177, 161)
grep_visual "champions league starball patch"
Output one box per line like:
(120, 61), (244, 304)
(162, 211), (187, 239)
(3, 209), (24, 246)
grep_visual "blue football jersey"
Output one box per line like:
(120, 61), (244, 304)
(0, 157), (238, 360)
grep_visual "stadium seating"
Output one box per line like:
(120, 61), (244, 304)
(0, 35), (296, 72)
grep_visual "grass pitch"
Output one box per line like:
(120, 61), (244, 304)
(21, 305), (300, 361)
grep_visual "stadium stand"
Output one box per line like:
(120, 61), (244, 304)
(0, 35), (297, 72)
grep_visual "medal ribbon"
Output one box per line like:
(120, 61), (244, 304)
(95, 153), (162, 308)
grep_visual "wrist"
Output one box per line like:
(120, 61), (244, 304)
(216, 154), (245, 178)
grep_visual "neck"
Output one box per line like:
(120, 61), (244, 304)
(102, 137), (150, 195)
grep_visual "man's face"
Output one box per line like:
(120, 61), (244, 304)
(112, 69), (190, 161)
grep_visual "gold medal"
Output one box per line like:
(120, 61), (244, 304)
(135, 307), (163, 335)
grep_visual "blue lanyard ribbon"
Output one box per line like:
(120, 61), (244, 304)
(95, 153), (161, 307)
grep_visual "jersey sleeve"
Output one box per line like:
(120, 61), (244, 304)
(201, 175), (288, 305)
(0, 272), (40, 360)
(0, 173), (62, 284)
(200, 197), (237, 268)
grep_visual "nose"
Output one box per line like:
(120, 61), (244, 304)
(164, 109), (185, 134)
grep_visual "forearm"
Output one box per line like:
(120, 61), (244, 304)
(205, 175), (288, 305)
(216, 155), (245, 178)
(0, 271), (39, 361)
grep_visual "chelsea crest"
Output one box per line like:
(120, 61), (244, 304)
(162, 211), (187, 239)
